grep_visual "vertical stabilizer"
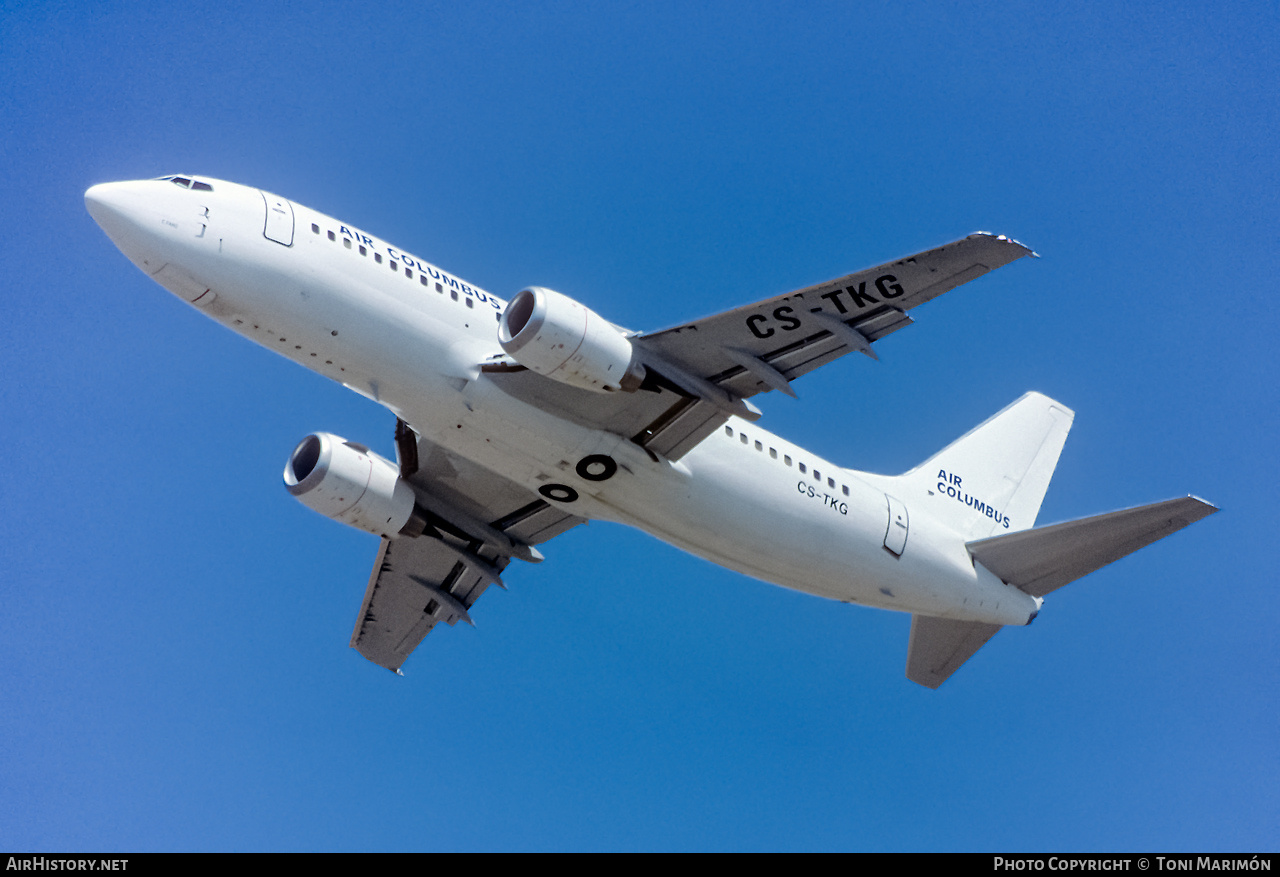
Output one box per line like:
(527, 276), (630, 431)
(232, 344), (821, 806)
(896, 392), (1074, 538)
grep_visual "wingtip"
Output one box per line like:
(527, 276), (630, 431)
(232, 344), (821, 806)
(1187, 495), (1221, 514)
(970, 231), (1038, 258)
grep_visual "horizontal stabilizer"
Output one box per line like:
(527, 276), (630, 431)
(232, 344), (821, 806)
(966, 496), (1218, 598)
(906, 615), (1003, 689)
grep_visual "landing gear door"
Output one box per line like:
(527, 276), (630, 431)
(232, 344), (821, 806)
(261, 190), (295, 246)
(884, 494), (909, 557)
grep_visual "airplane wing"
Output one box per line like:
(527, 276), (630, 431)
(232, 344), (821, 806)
(349, 421), (584, 672)
(485, 233), (1034, 459)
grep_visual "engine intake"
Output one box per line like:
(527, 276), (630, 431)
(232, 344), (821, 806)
(283, 433), (417, 538)
(498, 286), (642, 392)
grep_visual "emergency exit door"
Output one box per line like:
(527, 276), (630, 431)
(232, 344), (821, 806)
(884, 494), (909, 556)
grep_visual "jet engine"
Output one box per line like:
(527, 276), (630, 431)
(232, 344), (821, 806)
(283, 432), (418, 539)
(498, 286), (643, 392)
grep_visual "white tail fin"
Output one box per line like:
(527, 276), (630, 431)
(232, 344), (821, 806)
(894, 392), (1074, 539)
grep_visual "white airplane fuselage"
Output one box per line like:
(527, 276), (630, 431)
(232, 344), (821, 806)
(85, 176), (1041, 629)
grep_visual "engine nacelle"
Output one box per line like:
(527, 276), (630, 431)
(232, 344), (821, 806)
(283, 433), (417, 539)
(498, 286), (643, 392)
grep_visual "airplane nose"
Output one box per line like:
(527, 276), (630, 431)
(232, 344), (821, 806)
(85, 182), (116, 215)
(83, 182), (111, 210)
(85, 181), (137, 236)
(85, 180), (169, 276)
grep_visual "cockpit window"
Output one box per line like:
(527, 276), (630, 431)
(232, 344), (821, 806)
(160, 176), (213, 191)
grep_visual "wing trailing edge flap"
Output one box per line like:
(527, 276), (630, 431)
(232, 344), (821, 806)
(965, 496), (1218, 599)
(350, 425), (586, 673)
(350, 535), (509, 672)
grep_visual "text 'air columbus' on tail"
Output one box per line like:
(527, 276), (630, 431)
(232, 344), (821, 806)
(882, 392), (1217, 689)
(897, 391), (1075, 539)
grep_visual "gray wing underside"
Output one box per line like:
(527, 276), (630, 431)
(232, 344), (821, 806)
(966, 496), (1218, 598)
(350, 536), (506, 671)
(485, 233), (1034, 460)
(639, 232), (1034, 394)
(906, 616), (1003, 690)
(349, 427), (583, 672)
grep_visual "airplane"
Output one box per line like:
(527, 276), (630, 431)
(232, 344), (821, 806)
(84, 175), (1217, 688)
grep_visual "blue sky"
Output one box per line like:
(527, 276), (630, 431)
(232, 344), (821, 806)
(2, 1), (1276, 851)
